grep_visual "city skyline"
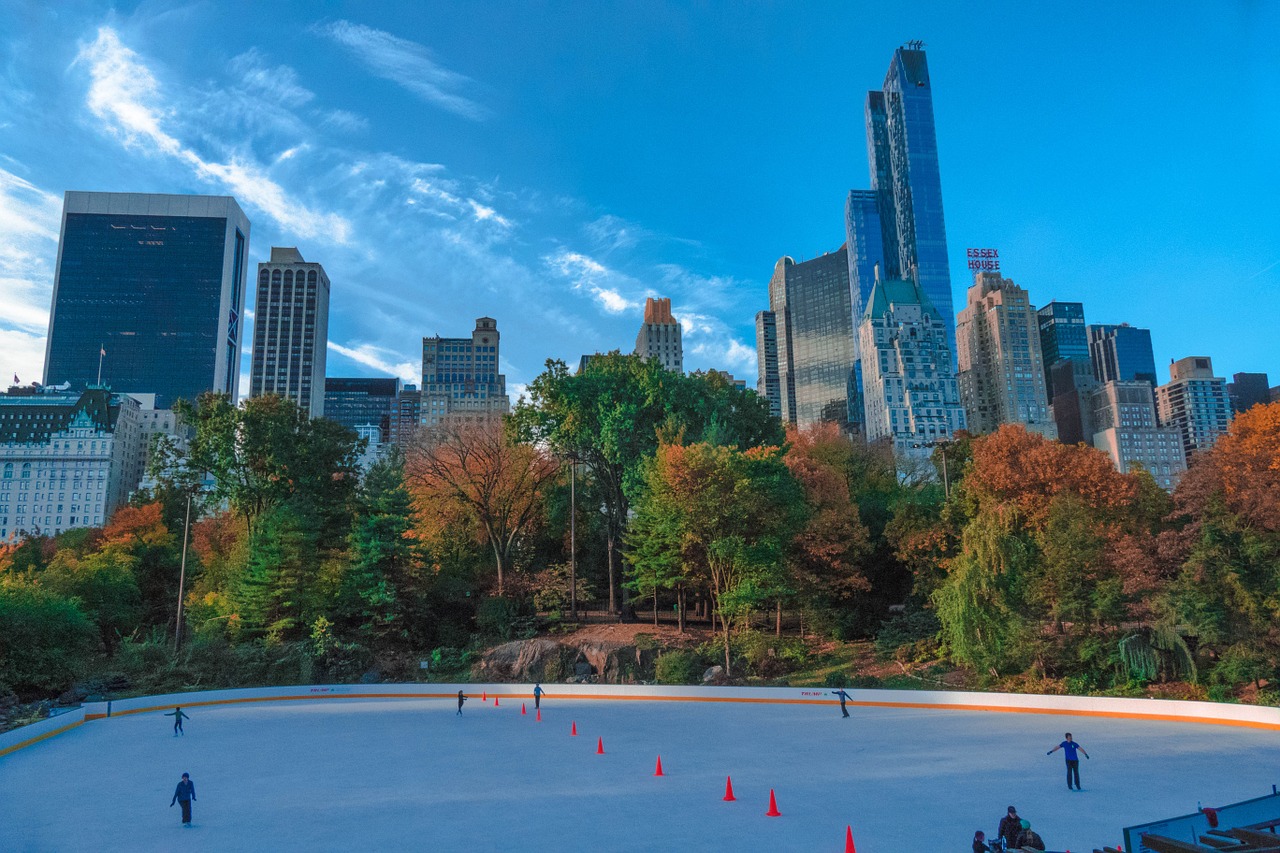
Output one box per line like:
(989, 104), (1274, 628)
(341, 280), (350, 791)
(1, 3), (1277, 400)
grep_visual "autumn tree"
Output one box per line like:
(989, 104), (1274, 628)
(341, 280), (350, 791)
(406, 420), (558, 595)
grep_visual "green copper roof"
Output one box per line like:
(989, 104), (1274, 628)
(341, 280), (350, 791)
(863, 276), (944, 324)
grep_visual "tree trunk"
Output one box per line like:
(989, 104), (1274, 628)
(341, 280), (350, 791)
(653, 585), (658, 626)
(677, 584), (686, 633)
(722, 618), (732, 677)
(490, 539), (505, 595)
(775, 601), (782, 637)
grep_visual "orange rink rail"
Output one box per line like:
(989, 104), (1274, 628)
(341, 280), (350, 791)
(6, 685), (1280, 758)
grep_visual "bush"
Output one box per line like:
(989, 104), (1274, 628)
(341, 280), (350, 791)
(874, 610), (941, 661)
(655, 650), (699, 685)
(477, 596), (534, 640)
(0, 584), (96, 697)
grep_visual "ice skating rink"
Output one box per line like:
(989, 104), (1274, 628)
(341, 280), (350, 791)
(2, 691), (1278, 852)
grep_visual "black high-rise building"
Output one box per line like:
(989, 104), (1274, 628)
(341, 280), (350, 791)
(43, 193), (251, 408)
(323, 377), (400, 442)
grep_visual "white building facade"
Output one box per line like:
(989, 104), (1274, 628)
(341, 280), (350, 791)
(858, 274), (966, 465)
(0, 387), (146, 541)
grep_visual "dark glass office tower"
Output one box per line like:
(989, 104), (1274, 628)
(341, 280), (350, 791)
(754, 310), (781, 419)
(767, 247), (856, 429)
(323, 377), (400, 442)
(43, 193), (250, 408)
(1088, 324), (1157, 386)
(850, 44), (956, 365)
(1037, 301), (1089, 398)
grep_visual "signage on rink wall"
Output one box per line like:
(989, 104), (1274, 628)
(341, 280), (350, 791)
(966, 247), (1000, 272)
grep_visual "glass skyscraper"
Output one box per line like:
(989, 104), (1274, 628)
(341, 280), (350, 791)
(1037, 301), (1089, 399)
(848, 44), (956, 367)
(323, 377), (401, 442)
(1088, 324), (1157, 386)
(766, 248), (857, 429)
(43, 193), (250, 409)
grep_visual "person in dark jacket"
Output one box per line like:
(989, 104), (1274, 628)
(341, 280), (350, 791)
(997, 806), (1022, 848)
(164, 707), (189, 736)
(830, 688), (851, 718)
(972, 829), (991, 852)
(1015, 819), (1045, 850)
(170, 772), (196, 826)
(533, 683), (545, 710)
(456, 691), (467, 715)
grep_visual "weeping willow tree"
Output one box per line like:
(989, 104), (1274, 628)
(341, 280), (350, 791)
(933, 506), (1035, 677)
(1117, 625), (1197, 684)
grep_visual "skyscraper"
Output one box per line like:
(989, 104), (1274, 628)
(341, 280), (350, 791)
(955, 272), (1055, 438)
(858, 271), (965, 463)
(1226, 372), (1271, 414)
(44, 192), (250, 408)
(1089, 380), (1186, 490)
(754, 310), (781, 419)
(766, 248), (857, 429)
(323, 377), (400, 442)
(249, 247), (330, 418)
(420, 317), (510, 430)
(848, 43), (956, 364)
(633, 297), (683, 373)
(1088, 324), (1157, 386)
(1155, 357), (1232, 460)
(1036, 301), (1089, 399)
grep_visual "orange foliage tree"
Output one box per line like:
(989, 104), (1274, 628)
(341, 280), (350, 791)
(405, 420), (559, 595)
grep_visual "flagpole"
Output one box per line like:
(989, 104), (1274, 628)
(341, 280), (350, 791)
(97, 344), (104, 386)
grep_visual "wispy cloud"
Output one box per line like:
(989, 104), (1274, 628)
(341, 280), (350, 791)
(328, 341), (419, 384)
(229, 49), (314, 108)
(74, 27), (352, 243)
(315, 20), (489, 120)
(0, 166), (60, 384)
(544, 250), (644, 315)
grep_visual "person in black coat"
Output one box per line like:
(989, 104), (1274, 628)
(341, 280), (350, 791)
(997, 806), (1022, 848)
(456, 691), (467, 715)
(170, 772), (196, 826)
(1016, 820), (1045, 851)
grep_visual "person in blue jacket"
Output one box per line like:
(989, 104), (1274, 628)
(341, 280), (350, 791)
(533, 683), (545, 711)
(164, 707), (189, 736)
(170, 772), (196, 826)
(831, 688), (851, 718)
(1047, 732), (1090, 790)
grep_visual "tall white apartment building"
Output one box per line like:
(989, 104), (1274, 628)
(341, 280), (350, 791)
(1155, 356), (1232, 461)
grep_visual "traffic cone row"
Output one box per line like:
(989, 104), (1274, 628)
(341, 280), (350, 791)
(477, 688), (858, 850)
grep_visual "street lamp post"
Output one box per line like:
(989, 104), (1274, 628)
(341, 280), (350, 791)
(174, 491), (192, 651)
(567, 451), (579, 622)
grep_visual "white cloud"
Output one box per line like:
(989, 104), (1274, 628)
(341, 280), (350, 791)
(317, 109), (369, 133)
(543, 250), (643, 314)
(75, 27), (351, 243)
(0, 167), (60, 384)
(328, 341), (418, 384)
(315, 20), (489, 120)
(229, 49), (315, 108)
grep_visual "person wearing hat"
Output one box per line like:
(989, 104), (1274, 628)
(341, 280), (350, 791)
(1015, 819), (1045, 851)
(169, 772), (196, 826)
(997, 806), (1023, 848)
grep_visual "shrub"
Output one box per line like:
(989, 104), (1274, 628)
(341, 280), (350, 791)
(655, 650), (699, 685)
(0, 584), (95, 696)
(477, 596), (529, 640)
(874, 610), (941, 661)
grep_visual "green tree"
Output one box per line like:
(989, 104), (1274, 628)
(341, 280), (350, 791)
(0, 582), (96, 695)
(41, 548), (143, 654)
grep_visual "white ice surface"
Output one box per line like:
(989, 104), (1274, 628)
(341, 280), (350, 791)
(2, 695), (1278, 852)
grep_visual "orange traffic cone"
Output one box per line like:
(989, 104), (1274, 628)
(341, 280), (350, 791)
(844, 825), (856, 853)
(765, 789), (781, 817)
(495, 696), (500, 706)
(654, 756), (665, 776)
(521, 703), (527, 715)
(596, 737), (605, 754)
(536, 708), (542, 722)
(723, 776), (737, 801)
(482, 691), (487, 701)
(571, 721), (578, 736)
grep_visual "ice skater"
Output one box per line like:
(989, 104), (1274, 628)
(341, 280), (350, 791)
(1047, 732), (1089, 790)
(165, 707), (189, 736)
(830, 687), (851, 718)
(533, 683), (545, 711)
(997, 805), (1023, 848)
(456, 690), (467, 715)
(169, 772), (196, 826)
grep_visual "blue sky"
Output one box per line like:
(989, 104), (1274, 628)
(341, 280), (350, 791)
(1, 1), (1277, 399)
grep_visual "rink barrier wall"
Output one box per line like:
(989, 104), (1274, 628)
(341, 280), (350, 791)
(5, 683), (1280, 757)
